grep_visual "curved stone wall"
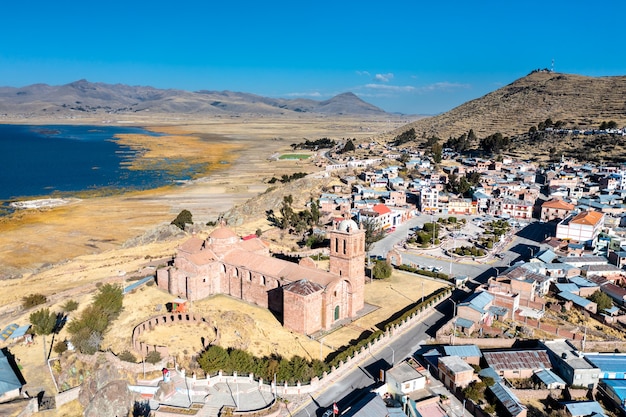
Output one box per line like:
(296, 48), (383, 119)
(131, 313), (218, 357)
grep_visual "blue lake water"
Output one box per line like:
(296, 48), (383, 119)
(0, 124), (193, 205)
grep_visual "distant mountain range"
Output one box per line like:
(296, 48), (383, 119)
(382, 71), (626, 142)
(0, 79), (388, 117)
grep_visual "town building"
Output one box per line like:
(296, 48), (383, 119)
(542, 340), (600, 388)
(556, 211), (605, 248)
(437, 355), (475, 391)
(541, 199), (576, 222)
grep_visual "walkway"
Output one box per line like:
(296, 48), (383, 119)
(148, 372), (276, 417)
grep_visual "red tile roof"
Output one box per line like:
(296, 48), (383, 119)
(373, 204), (391, 215)
(571, 211), (604, 226)
(542, 199), (575, 210)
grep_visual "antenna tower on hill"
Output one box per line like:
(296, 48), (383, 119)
(551, 59), (555, 73)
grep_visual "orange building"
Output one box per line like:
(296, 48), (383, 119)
(541, 199), (575, 222)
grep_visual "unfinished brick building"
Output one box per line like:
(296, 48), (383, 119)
(156, 219), (365, 335)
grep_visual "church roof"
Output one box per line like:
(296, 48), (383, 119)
(179, 236), (205, 254)
(209, 226), (238, 240)
(223, 250), (337, 287)
(187, 249), (218, 265)
(283, 279), (324, 296)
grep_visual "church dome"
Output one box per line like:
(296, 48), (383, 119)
(209, 226), (237, 239)
(337, 219), (359, 233)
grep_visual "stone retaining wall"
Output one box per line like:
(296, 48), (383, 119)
(131, 313), (218, 357)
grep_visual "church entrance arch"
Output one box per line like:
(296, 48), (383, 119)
(334, 305), (340, 321)
(387, 249), (402, 266)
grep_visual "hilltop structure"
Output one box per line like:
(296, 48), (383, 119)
(156, 220), (365, 335)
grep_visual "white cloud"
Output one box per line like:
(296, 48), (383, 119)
(284, 91), (323, 98)
(374, 73), (394, 83)
(417, 82), (470, 92)
(356, 70), (371, 77)
(364, 83), (415, 92)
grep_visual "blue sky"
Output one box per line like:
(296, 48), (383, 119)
(1, 0), (625, 115)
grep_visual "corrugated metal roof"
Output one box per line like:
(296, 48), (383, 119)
(483, 350), (551, 371)
(558, 291), (593, 308)
(602, 379), (626, 402)
(555, 283), (580, 293)
(443, 345), (482, 358)
(0, 350), (22, 395)
(454, 317), (475, 329)
(585, 354), (626, 374)
(489, 382), (525, 416)
(534, 369), (566, 387)
(564, 401), (606, 417)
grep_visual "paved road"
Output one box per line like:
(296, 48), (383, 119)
(289, 305), (448, 417)
(370, 215), (554, 287)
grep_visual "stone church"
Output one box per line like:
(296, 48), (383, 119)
(156, 219), (365, 335)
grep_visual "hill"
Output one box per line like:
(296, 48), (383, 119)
(379, 71), (626, 143)
(0, 79), (389, 117)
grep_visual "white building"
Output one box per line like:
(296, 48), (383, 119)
(556, 211), (605, 247)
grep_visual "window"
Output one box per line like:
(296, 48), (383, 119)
(334, 306), (340, 320)
(261, 276), (266, 286)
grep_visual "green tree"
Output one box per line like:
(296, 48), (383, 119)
(310, 199), (320, 225)
(362, 218), (385, 252)
(145, 351), (162, 364)
(467, 129), (477, 142)
(171, 209), (193, 230)
(462, 380), (487, 402)
(392, 128), (416, 146)
(372, 260), (392, 279)
(480, 132), (510, 154)
(431, 143), (443, 164)
(342, 140), (355, 153)
(93, 284), (124, 321)
(589, 290), (613, 311)
(29, 308), (57, 363)
(279, 195), (295, 230)
(198, 345), (230, 373)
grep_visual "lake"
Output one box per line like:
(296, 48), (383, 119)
(0, 124), (193, 206)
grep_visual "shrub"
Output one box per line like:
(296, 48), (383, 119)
(373, 260), (392, 279)
(22, 293), (47, 309)
(61, 300), (79, 312)
(53, 341), (68, 355)
(118, 350), (137, 363)
(146, 351), (162, 364)
(171, 209), (193, 230)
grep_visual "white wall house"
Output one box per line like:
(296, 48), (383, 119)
(556, 211), (604, 247)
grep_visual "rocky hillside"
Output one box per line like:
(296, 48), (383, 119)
(0, 79), (389, 117)
(379, 71), (626, 143)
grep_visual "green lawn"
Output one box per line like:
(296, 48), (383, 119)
(279, 154), (311, 160)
